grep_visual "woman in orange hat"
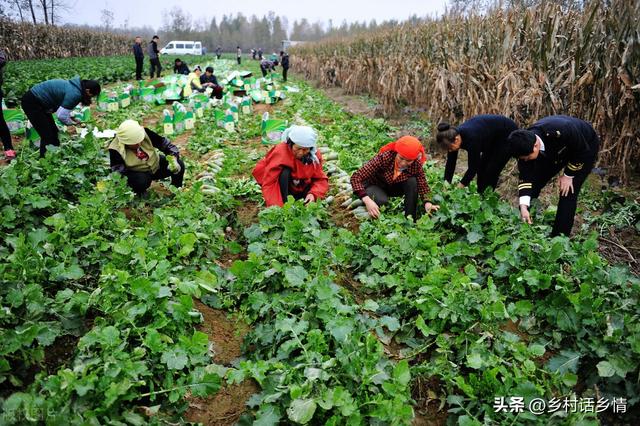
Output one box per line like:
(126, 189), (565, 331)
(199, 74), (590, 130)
(350, 136), (439, 221)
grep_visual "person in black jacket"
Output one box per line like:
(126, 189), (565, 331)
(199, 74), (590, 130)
(132, 36), (144, 80)
(200, 66), (223, 99)
(148, 35), (161, 78)
(437, 115), (518, 193)
(508, 115), (600, 237)
(173, 58), (190, 75)
(280, 51), (290, 82)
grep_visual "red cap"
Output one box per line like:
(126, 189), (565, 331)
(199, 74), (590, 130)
(394, 136), (424, 161)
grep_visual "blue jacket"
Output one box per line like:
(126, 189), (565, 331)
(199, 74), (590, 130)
(133, 43), (144, 59)
(30, 76), (83, 112)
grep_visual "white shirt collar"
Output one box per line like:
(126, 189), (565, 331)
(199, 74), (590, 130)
(536, 134), (545, 152)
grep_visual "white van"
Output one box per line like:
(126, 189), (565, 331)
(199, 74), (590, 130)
(160, 41), (203, 56)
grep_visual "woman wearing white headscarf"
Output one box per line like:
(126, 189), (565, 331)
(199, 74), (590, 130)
(108, 119), (185, 195)
(252, 125), (329, 207)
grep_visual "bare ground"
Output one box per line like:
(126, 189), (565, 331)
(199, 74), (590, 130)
(185, 300), (258, 425)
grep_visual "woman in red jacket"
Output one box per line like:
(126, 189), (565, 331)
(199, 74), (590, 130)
(253, 125), (329, 207)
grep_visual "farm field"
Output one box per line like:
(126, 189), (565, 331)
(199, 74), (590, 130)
(0, 54), (639, 426)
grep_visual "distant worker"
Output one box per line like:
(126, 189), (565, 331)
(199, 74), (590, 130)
(251, 48), (256, 60)
(200, 66), (223, 99)
(21, 76), (100, 157)
(437, 115), (518, 192)
(0, 48), (15, 161)
(215, 45), (222, 59)
(148, 35), (162, 78)
(280, 51), (290, 82)
(132, 36), (144, 81)
(252, 125), (328, 207)
(508, 115), (600, 237)
(173, 58), (190, 75)
(350, 136), (439, 221)
(108, 120), (185, 196)
(260, 58), (278, 77)
(257, 47), (263, 60)
(236, 46), (242, 65)
(183, 66), (204, 97)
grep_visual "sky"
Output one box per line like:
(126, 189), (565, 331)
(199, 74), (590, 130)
(67, 0), (449, 30)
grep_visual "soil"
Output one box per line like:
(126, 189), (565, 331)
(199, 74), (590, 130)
(0, 135), (24, 167)
(186, 380), (259, 426)
(141, 115), (159, 129)
(328, 199), (361, 233)
(412, 376), (448, 426)
(44, 334), (80, 374)
(185, 300), (258, 425)
(500, 319), (530, 343)
(193, 299), (249, 366)
(598, 228), (640, 276)
(252, 103), (274, 115)
(236, 200), (260, 228)
(304, 77), (377, 118)
(169, 131), (197, 160)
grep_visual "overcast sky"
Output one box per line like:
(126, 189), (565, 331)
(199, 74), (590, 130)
(68, 0), (449, 30)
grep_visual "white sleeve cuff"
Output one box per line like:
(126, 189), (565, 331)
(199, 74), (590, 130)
(519, 196), (531, 207)
(563, 174), (574, 179)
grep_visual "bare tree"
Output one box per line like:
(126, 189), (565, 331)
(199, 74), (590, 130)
(100, 7), (114, 31)
(2, 0), (42, 25)
(38, 0), (48, 24)
(4, 0), (25, 21)
(27, 0), (36, 23)
(49, 0), (72, 25)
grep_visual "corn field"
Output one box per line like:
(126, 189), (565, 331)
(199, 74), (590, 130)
(292, 0), (640, 181)
(0, 19), (131, 60)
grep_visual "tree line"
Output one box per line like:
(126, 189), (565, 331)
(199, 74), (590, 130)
(0, 2), (420, 53)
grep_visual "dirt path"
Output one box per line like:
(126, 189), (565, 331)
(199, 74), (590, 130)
(185, 98), (289, 424)
(185, 300), (258, 426)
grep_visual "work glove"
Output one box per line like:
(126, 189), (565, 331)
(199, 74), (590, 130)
(168, 155), (181, 174)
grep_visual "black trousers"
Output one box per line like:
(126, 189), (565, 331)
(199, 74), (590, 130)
(150, 58), (162, 78)
(216, 54), (221, 59)
(21, 90), (58, 158)
(476, 152), (511, 193)
(0, 89), (13, 151)
(125, 155), (185, 195)
(135, 57), (144, 80)
(282, 67), (289, 82)
(531, 145), (599, 237)
(237, 57), (241, 65)
(260, 66), (268, 77)
(279, 167), (308, 203)
(366, 177), (418, 221)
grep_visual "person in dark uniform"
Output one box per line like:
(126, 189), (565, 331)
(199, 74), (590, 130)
(508, 115), (600, 237)
(437, 115), (518, 193)
(280, 51), (290, 82)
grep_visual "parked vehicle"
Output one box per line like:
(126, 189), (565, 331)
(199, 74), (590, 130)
(160, 41), (203, 56)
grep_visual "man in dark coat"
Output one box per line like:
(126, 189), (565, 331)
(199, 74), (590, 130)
(280, 51), (290, 82)
(509, 115), (600, 236)
(132, 36), (144, 80)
